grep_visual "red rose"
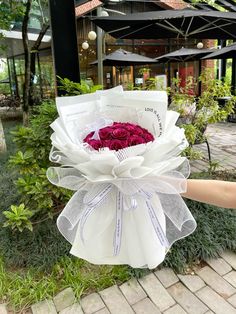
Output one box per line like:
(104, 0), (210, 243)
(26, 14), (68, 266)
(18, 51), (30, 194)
(128, 135), (146, 146)
(113, 122), (124, 127)
(109, 139), (128, 151)
(142, 132), (154, 142)
(101, 140), (111, 148)
(112, 128), (129, 140)
(125, 124), (137, 133)
(133, 125), (144, 136)
(83, 121), (154, 151)
(83, 132), (94, 142)
(87, 139), (103, 150)
(99, 127), (113, 140)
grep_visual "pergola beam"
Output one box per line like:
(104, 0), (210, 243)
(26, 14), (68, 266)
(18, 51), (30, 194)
(215, 0), (236, 12)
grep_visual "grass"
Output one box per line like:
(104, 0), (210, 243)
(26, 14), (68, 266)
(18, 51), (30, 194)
(0, 256), (132, 312)
(1, 119), (236, 311)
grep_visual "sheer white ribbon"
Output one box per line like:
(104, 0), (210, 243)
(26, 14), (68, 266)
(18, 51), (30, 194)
(47, 161), (196, 258)
(85, 117), (113, 140)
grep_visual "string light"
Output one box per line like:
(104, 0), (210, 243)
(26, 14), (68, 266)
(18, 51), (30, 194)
(88, 31), (97, 41)
(197, 42), (204, 49)
(82, 41), (89, 50)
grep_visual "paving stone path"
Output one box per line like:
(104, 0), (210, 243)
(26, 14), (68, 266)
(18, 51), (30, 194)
(1, 122), (236, 314)
(190, 122), (236, 173)
(2, 251), (236, 314)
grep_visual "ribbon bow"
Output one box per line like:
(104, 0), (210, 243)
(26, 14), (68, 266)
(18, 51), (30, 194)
(47, 169), (196, 258)
(85, 117), (113, 140)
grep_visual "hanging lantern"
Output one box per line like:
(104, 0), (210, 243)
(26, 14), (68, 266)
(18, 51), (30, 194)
(88, 31), (97, 41)
(82, 41), (89, 50)
(197, 42), (204, 49)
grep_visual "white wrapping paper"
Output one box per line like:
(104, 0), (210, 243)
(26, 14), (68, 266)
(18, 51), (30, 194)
(47, 86), (197, 269)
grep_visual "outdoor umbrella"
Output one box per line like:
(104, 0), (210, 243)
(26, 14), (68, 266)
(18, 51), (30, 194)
(202, 42), (236, 94)
(155, 47), (216, 94)
(90, 48), (157, 85)
(92, 9), (236, 40)
(90, 48), (158, 66)
(202, 42), (236, 60)
(155, 47), (216, 63)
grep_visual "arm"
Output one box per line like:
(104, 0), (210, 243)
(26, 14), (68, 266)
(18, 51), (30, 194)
(181, 179), (236, 209)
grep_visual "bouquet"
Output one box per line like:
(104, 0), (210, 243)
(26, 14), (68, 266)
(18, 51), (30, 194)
(47, 86), (196, 269)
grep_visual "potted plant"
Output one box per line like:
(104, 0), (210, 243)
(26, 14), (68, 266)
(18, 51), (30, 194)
(168, 70), (236, 160)
(168, 76), (197, 125)
(138, 67), (151, 82)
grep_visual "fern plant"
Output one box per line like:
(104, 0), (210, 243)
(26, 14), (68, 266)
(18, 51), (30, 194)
(3, 101), (72, 231)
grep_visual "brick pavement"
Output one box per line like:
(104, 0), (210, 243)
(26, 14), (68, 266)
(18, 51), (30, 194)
(2, 251), (236, 314)
(190, 122), (236, 173)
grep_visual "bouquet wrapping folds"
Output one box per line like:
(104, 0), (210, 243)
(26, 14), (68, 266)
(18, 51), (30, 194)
(47, 86), (197, 269)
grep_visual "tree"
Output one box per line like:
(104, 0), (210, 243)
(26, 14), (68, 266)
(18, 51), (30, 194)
(191, 0), (216, 3)
(22, 0), (32, 125)
(0, 0), (50, 125)
(0, 1), (24, 51)
(190, 0), (226, 10)
(28, 0), (50, 107)
(21, 0), (50, 124)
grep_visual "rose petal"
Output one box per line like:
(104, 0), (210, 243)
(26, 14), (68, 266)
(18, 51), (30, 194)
(83, 121), (154, 151)
(99, 127), (113, 140)
(112, 128), (129, 139)
(88, 139), (103, 150)
(128, 135), (146, 146)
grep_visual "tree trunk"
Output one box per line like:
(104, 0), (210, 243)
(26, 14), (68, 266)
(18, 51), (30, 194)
(22, 0), (32, 126)
(23, 111), (29, 126)
(29, 24), (49, 107)
(37, 52), (44, 99)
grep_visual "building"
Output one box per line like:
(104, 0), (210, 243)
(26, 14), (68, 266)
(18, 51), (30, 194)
(0, 0), (234, 97)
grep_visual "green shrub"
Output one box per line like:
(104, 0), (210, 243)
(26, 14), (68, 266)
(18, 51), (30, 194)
(168, 71), (236, 159)
(11, 102), (58, 167)
(0, 219), (70, 270)
(0, 120), (22, 233)
(3, 77), (103, 232)
(2, 102), (71, 232)
(0, 113), (70, 270)
(3, 203), (33, 232)
(0, 80), (104, 269)
(58, 77), (102, 95)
